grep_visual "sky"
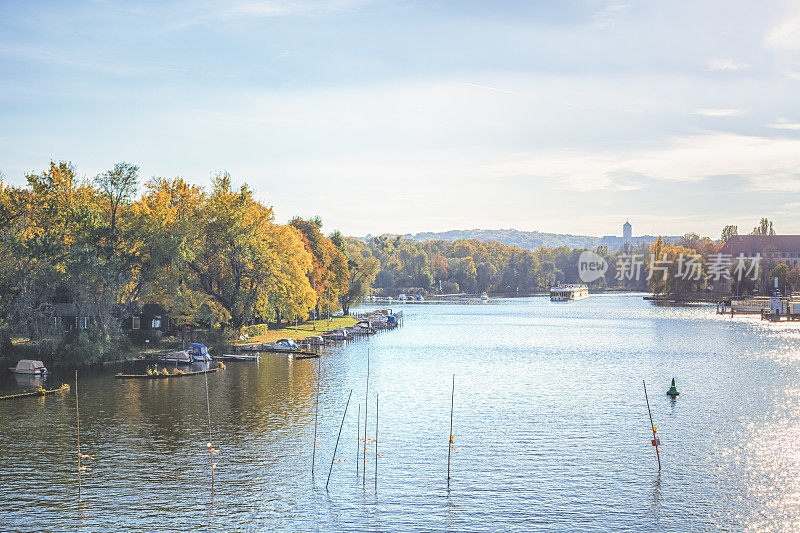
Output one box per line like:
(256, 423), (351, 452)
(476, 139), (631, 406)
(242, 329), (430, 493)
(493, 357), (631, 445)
(2, 0), (800, 238)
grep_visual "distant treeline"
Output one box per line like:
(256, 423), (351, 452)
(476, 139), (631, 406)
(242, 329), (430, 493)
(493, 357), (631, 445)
(394, 228), (673, 251)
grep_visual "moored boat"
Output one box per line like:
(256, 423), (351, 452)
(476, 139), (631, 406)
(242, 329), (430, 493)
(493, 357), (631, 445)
(260, 338), (300, 352)
(550, 284), (589, 302)
(322, 328), (347, 341)
(8, 359), (48, 375)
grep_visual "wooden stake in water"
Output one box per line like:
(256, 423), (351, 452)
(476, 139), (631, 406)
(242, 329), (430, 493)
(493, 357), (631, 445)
(447, 374), (454, 485)
(356, 403), (361, 476)
(326, 389), (353, 491)
(643, 380), (661, 471)
(374, 393), (378, 490)
(363, 349), (369, 486)
(204, 366), (215, 490)
(75, 369), (81, 500)
(312, 362), (320, 476)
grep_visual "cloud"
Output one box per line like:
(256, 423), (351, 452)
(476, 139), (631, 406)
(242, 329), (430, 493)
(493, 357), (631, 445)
(164, 0), (377, 30)
(766, 118), (800, 130)
(592, 1), (630, 29)
(476, 133), (800, 192)
(708, 59), (750, 71)
(691, 108), (746, 117)
(766, 7), (800, 50)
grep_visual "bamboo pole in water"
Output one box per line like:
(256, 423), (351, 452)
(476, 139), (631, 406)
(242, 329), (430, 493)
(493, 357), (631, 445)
(312, 362), (320, 476)
(326, 389), (352, 490)
(447, 374), (454, 485)
(75, 369), (81, 500)
(643, 380), (661, 471)
(374, 393), (378, 490)
(204, 366), (214, 490)
(363, 349), (369, 487)
(356, 404), (361, 476)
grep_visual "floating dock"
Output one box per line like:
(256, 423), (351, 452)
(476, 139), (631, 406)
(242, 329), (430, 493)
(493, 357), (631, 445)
(115, 364), (225, 379)
(0, 383), (70, 401)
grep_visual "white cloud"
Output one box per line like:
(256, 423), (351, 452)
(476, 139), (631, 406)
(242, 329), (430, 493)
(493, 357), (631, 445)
(592, 1), (630, 29)
(766, 7), (800, 50)
(691, 108), (746, 117)
(766, 118), (800, 130)
(477, 133), (800, 192)
(708, 59), (750, 71)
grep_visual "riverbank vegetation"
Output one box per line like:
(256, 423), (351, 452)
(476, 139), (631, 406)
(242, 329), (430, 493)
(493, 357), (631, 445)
(0, 162), (359, 364)
(0, 160), (788, 364)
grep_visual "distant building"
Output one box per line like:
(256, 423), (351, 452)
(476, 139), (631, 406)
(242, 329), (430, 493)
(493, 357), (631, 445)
(623, 221), (632, 241)
(717, 235), (800, 293)
(720, 235), (800, 267)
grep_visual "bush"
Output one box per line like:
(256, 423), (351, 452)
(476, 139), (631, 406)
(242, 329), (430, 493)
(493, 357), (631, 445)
(54, 328), (130, 366)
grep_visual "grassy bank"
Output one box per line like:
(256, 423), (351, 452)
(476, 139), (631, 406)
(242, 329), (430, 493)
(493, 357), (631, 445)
(234, 316), (358, 346)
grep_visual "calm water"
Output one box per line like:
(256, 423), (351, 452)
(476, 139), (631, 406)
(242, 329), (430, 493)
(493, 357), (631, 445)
(3, 294), (800, 531)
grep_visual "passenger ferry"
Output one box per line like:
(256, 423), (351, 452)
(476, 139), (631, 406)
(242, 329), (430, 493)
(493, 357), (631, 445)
(549, 284), (589, 302)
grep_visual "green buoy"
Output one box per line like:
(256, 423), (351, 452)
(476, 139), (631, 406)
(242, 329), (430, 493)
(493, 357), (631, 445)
(667, 378), (679, 398)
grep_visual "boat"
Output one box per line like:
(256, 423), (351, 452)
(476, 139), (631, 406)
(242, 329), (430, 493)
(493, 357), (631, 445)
(151, 350), (192, 364)
(8, 359), (48, 375)
(299, 335), (325, 346)
(260, 338), (300, 352)
(480, 292), (489, 301)
(187, 343), (212, 362)
(322, 328), (347, 341)
(550, 284), (589, 301)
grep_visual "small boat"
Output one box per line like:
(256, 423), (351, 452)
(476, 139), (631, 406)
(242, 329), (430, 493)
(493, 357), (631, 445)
(217, 353), (261, 361)
(300, 335), (325, 346)
(322, 329), (347, 341)
(294, 352), (320, 360)
(480, 292), (489, 301)
(9, 359), (48, 375)
(260, 338), (300, 352)
(151, 350), (192, 364)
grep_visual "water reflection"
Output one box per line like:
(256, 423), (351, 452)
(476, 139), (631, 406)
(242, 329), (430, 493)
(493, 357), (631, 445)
(3, 296), (800, 530)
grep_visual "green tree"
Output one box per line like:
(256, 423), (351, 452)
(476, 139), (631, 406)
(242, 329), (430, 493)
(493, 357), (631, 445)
(340, 239), (380, 315)
(751, 218), (775, 236)
(721, 225), (738, 242)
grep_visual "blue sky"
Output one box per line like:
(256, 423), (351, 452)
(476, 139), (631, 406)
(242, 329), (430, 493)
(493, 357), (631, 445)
(2, 0), (800, 238)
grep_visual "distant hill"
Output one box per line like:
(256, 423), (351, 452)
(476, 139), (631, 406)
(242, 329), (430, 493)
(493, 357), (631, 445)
(380, 229), (677, 251)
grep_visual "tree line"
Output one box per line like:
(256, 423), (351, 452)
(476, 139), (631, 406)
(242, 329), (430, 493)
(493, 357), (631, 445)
(0, 162), (379, 363)
(0, 161), (789, 364)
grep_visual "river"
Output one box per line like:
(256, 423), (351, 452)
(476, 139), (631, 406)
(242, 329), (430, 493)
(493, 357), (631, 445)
(2, 293), (800, 531)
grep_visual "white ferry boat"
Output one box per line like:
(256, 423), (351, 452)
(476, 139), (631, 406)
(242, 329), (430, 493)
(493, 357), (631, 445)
(550, 284), (589, 302)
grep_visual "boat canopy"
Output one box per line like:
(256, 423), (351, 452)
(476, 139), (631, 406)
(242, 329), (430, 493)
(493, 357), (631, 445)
(276, 338), (298, 348)
(188, 343), (209, 356)
(15, 360), (46, 371)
